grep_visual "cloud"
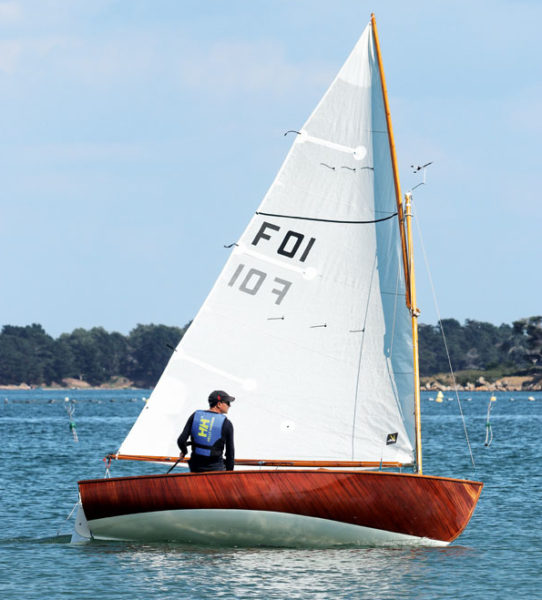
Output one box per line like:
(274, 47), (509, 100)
(0, 35), (71, 78)
(0, 1), (21, 23)
(13, 141), (152, 163)
(505, 85), (542, 134)
(0, 7), (332, 99)
(0, 32), (157, 91)
(177, 40), (333, 97)
(0, 40), (21, 73)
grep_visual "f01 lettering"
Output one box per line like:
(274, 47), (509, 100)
(252, 221), (316, 262)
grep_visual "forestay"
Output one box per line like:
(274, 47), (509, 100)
(120, 22), (416, 466)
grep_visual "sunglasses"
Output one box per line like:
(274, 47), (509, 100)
(220, 400), (231, 406)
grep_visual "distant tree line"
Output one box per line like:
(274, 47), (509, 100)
(0, 317), (541, 387)
(0, 323), (189, 388)
(418, 316), (542, 376)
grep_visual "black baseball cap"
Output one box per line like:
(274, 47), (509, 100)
(208, 390), (235, 406)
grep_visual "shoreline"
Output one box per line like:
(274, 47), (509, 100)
(0, 384), (147, 391)
(421, 374), (542, 392)
(1, 378), (541, 393)
(0, 377), (146, 391)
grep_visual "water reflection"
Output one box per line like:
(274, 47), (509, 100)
(68, 541), (484, 599)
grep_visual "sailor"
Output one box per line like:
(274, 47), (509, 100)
(177, 390), (235, 472)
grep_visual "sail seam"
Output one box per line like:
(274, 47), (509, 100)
(256, 211), (397, 224)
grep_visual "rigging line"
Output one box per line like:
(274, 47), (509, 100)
(412, 203), (476, 470)
(382, 260), (411, 449)
(384, 257), (407, 423)
(381, 290), (406, 296)
(56, 500), (79, 537)
(351, 253), (378, 460)
(255, 211), (397, 224)
(389, 258), (401, 361)
(380, 264), (404, 412)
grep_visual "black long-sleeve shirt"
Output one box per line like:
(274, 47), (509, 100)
(177, 411), (235, 471)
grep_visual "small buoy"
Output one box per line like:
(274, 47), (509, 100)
(510, 397), (515, 402)
(484, 398), (494, 447)
(64, 398), (79, 442)
(528, 396), (535, 401)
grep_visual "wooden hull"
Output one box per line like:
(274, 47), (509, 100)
(77, 470), (482, 547)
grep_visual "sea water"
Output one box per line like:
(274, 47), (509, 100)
(0, 389), (540, 599)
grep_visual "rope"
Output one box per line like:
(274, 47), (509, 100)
(56, 500), (79, 537)
(413, 203), (476, 470)
(255, 211), (398, 224)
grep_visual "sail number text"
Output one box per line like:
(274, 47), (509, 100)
(228, 265), (291, 305)
(252, 221), (316, 262)
(227, 221), (317, 305)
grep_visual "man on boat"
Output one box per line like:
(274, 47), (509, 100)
(177, 390), (235, 472)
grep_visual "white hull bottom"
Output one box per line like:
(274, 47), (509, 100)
(74, 505), (448, 548)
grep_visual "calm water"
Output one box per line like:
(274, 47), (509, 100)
(1, 388), (541, 599)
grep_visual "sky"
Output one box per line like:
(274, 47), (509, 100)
(0, 0), (540, 338)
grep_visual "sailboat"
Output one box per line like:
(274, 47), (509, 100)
(75, 15), (482, 547)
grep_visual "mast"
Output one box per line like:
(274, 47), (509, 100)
(371, 14), (422, 472)
(405, 192), (423, 473)
(370, 14), (411, 309)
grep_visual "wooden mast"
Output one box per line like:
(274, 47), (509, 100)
(370, 14), (411, 308)
(405, 192), (423, 473)
(371, 14), (422, 473)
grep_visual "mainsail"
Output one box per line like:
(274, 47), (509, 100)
(119, 22), (415, 466)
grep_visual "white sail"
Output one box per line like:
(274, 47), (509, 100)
(119, 22), (415, 465)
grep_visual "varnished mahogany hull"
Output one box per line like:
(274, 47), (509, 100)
(78, 470), (482, 545)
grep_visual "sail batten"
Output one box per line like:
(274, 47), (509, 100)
(119, 21), (416, 466)
(255, 211), (398, 224)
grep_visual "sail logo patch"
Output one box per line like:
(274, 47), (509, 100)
(386, 432), (398, 445)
